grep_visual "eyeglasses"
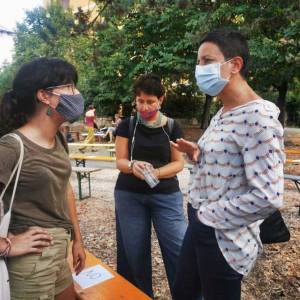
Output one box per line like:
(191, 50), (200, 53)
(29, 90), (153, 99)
(45, 83), (76, 95)
(45, 83), (75, 90)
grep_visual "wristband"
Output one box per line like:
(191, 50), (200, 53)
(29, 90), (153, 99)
(128, 160), (136, 171)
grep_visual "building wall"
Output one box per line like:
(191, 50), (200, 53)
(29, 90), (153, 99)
(44, 0), (97, 13)
(43, 0), (70, 9)
(69, 0), (96, 12)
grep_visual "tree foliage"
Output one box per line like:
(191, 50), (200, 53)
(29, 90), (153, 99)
(0, 0), (299, 125)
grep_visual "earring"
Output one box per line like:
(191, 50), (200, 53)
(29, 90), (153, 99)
(46, 106), (53, 116)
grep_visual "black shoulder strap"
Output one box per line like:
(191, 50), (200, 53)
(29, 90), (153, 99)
(129, 116), (135, 138)
(167, 117), (174, 135)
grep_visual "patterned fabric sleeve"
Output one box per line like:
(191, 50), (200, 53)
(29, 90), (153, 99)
(198, 121), (285, 230)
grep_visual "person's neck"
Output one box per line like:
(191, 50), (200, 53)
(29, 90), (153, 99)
(142, 111), (160, 123)
(18, 110), (61, 148)
(219, 77), (261, 113)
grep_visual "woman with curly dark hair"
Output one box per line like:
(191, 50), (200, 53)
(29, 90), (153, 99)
(0, 57), (86, 300)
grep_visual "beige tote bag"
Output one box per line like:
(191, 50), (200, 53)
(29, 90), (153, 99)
(0, 133), (24, 300)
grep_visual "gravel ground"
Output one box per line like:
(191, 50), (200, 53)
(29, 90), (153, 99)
(71, 165), (300, 300)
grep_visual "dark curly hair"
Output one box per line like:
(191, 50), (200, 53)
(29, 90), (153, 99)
(0, 57), (78, 137)
(133, 73), (165, 98)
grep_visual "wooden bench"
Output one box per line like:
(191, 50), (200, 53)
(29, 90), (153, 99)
(81, 132), (107, 143)
(108, 148), (116, 157)
(68, 247), (151, 300)
(70, 154), (116, 167)
(284, 174), (300, 193)
(72, 167), (102, 200)
(68, 143), (115, 148)
(286, 158), (300, 164)
(285, 149), (300, 155)
(70, 130), (81, 142)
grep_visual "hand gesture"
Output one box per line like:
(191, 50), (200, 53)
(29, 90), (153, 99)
(170, 138), (200, 162)
(8, 228), (53, 257)
(132, 161), (153, 180)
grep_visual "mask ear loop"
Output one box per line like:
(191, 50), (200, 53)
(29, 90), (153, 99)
(221, 58), (234, 66)
(220, 58), (234, 81)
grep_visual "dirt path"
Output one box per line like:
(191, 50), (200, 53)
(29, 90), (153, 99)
(71, 166), (300, 300)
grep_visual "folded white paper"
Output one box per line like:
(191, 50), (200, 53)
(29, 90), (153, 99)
(73, 265), (114, 289)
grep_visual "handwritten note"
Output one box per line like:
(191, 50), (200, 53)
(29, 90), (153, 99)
(73, 265), (114, 289)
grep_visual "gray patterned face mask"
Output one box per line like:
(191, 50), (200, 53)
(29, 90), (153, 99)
(55, 93), (84, 123)
(45, 84), (84, 122)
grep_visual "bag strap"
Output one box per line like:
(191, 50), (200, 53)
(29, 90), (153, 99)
(0, 133), (24, 212)
(129, 115), (135, 138)
(167, 117), (174, 135)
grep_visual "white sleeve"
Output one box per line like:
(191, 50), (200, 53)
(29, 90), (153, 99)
(198, 124), (285, 229)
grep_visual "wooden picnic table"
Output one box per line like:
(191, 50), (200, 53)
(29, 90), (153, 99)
(81, 132), (107, 143)
(108, 148), (116, 157)
(68, 246), (151, 300)
(69, 154), (116, 167)
(72, 167), (102, 200)
(285, 149), (300, 155)
(285, 158), (300, 164)
(68, 143), (115, 148)
(69, 130), (80, 141)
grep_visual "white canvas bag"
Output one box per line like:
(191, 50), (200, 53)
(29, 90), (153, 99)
(0, 133), (24, 300)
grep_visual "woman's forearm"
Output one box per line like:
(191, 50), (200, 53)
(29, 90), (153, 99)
(117, 158), (184, 179)
(116, 158), (133, 174)
(156, 160), (184, 179)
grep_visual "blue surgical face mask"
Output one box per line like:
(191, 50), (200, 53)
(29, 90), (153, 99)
(195, 59), (232, 96)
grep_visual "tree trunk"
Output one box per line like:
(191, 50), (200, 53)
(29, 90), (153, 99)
(201, 95), (213, 129)
(276, 81), (288, 127)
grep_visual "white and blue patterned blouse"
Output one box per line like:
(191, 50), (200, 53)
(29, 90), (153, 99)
(188, 99), (285, 275)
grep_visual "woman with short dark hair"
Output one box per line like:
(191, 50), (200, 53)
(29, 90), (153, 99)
(172, 28), (284, 300)
(114, 73), (187, 298)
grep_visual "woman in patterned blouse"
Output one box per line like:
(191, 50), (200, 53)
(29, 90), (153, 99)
(171, 28), (284, 300)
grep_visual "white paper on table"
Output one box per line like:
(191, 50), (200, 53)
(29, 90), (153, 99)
(72, 265), (114, 289)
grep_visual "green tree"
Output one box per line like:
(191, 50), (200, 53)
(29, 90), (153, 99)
(12, 3), (96, 107)
(90, 0), (299, 124)
(0, 63), (16, 96)
(197, 0), (300, 126)
(14, 4), (75, 62)
(1, 0), (299, 126)
(89, 1), (209, 116)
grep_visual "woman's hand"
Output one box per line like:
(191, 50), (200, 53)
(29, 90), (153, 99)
(72, 240), (86, 275)
(170, 138), (200, 162)
(8, 228), (53, 257)
(132, 161), (153, 180)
